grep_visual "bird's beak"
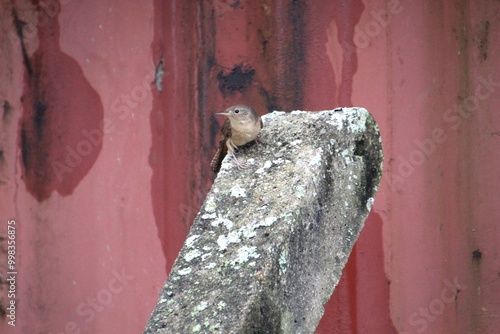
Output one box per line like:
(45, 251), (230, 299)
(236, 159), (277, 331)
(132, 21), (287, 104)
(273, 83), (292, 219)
(215, 111), (229, 116)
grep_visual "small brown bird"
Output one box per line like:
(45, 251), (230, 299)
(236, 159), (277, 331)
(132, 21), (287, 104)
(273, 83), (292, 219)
(210, 104), (263, 173)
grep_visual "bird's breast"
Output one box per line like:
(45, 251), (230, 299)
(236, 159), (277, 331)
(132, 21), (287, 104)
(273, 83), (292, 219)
(230, 120), (261, 146)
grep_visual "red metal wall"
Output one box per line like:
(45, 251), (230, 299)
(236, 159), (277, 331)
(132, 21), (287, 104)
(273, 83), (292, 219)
(1, 1), (499, 333)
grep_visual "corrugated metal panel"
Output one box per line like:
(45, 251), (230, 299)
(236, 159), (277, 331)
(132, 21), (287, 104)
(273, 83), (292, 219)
(0, 0), (498, 333)
(1, 1), (166, 333)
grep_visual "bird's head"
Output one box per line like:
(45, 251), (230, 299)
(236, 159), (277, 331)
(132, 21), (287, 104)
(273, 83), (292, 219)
(216, 104), (256, 124)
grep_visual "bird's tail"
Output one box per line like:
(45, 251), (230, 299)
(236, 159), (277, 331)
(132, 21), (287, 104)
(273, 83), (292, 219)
(210, 143), (227, 173)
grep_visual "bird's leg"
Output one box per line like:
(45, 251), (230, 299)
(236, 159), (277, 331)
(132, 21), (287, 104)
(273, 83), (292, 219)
(231, 152), (247, 169)
(254, 135), (265, 145)
(227, 140), (247, 169)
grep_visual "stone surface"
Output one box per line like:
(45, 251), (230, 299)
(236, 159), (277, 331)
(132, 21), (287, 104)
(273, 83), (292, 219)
(144, 108), (383, 334)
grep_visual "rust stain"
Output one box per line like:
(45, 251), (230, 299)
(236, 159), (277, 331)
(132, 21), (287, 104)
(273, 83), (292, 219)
(472, 249), (482, 262)
(3, 100), (12, 122)
(477, 20), (490, 63)
(217, 64), (256, 95)
(149, 0), (194, 273)
(18, 4), (104, 201)
(11, 8), (33, 76)
(278, 0), (306, 110)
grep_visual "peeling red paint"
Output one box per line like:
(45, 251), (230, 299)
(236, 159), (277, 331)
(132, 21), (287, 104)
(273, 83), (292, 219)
(18, 6), (103, 201)
(1, 2), (165, 333)
(149, 0), (198, 272)
(317, 213), (397, 334)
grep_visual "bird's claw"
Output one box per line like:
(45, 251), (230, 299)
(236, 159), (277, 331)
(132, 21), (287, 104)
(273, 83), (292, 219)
(254, 136), (265, 145)
(232, 154), (247, 169)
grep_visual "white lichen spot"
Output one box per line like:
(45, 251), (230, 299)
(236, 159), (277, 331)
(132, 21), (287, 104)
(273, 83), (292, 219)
(201, 212), (216, 219)
(341, 149), (351, 163)
(262, 216), (277, 226)
(192, 324), (201, 332)
(279, 249), (288, 275)
(295, 184), (306, 199)
(205, 197), (217, 212)
(178, 267), (192, 276)
(347, 109), (367, 133)
(272, 158), (285, 165)
(230, 184), (247, 198)
(366, 197), (375, 211)
(217, 230), (241, 251)
(241, 225), (257, 239)
(185, 235), (200, 247)
(195, 301), (208, 312)
(234, 245), (260, 264)
(222, 219), (234, 229)
(290, 139), (302, 146)
(206, 262), (216, 269)
(246, 158), (255, 164)
(308, 148), (323, 166)
(211, 217), (234, 229)
(256, 160), (273, 174)
(327, 112), (344, 130)
(203, 245), (212, 251)
(217, 235), (230, 251)
(240, 216), (277, 239)
(227, 230), (241, 243)
(217, 300), (227, 310)
(185, 249), (202, 262)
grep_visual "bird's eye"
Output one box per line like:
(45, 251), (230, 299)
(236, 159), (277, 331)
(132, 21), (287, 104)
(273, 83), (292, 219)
(234, 109), (240, 113)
